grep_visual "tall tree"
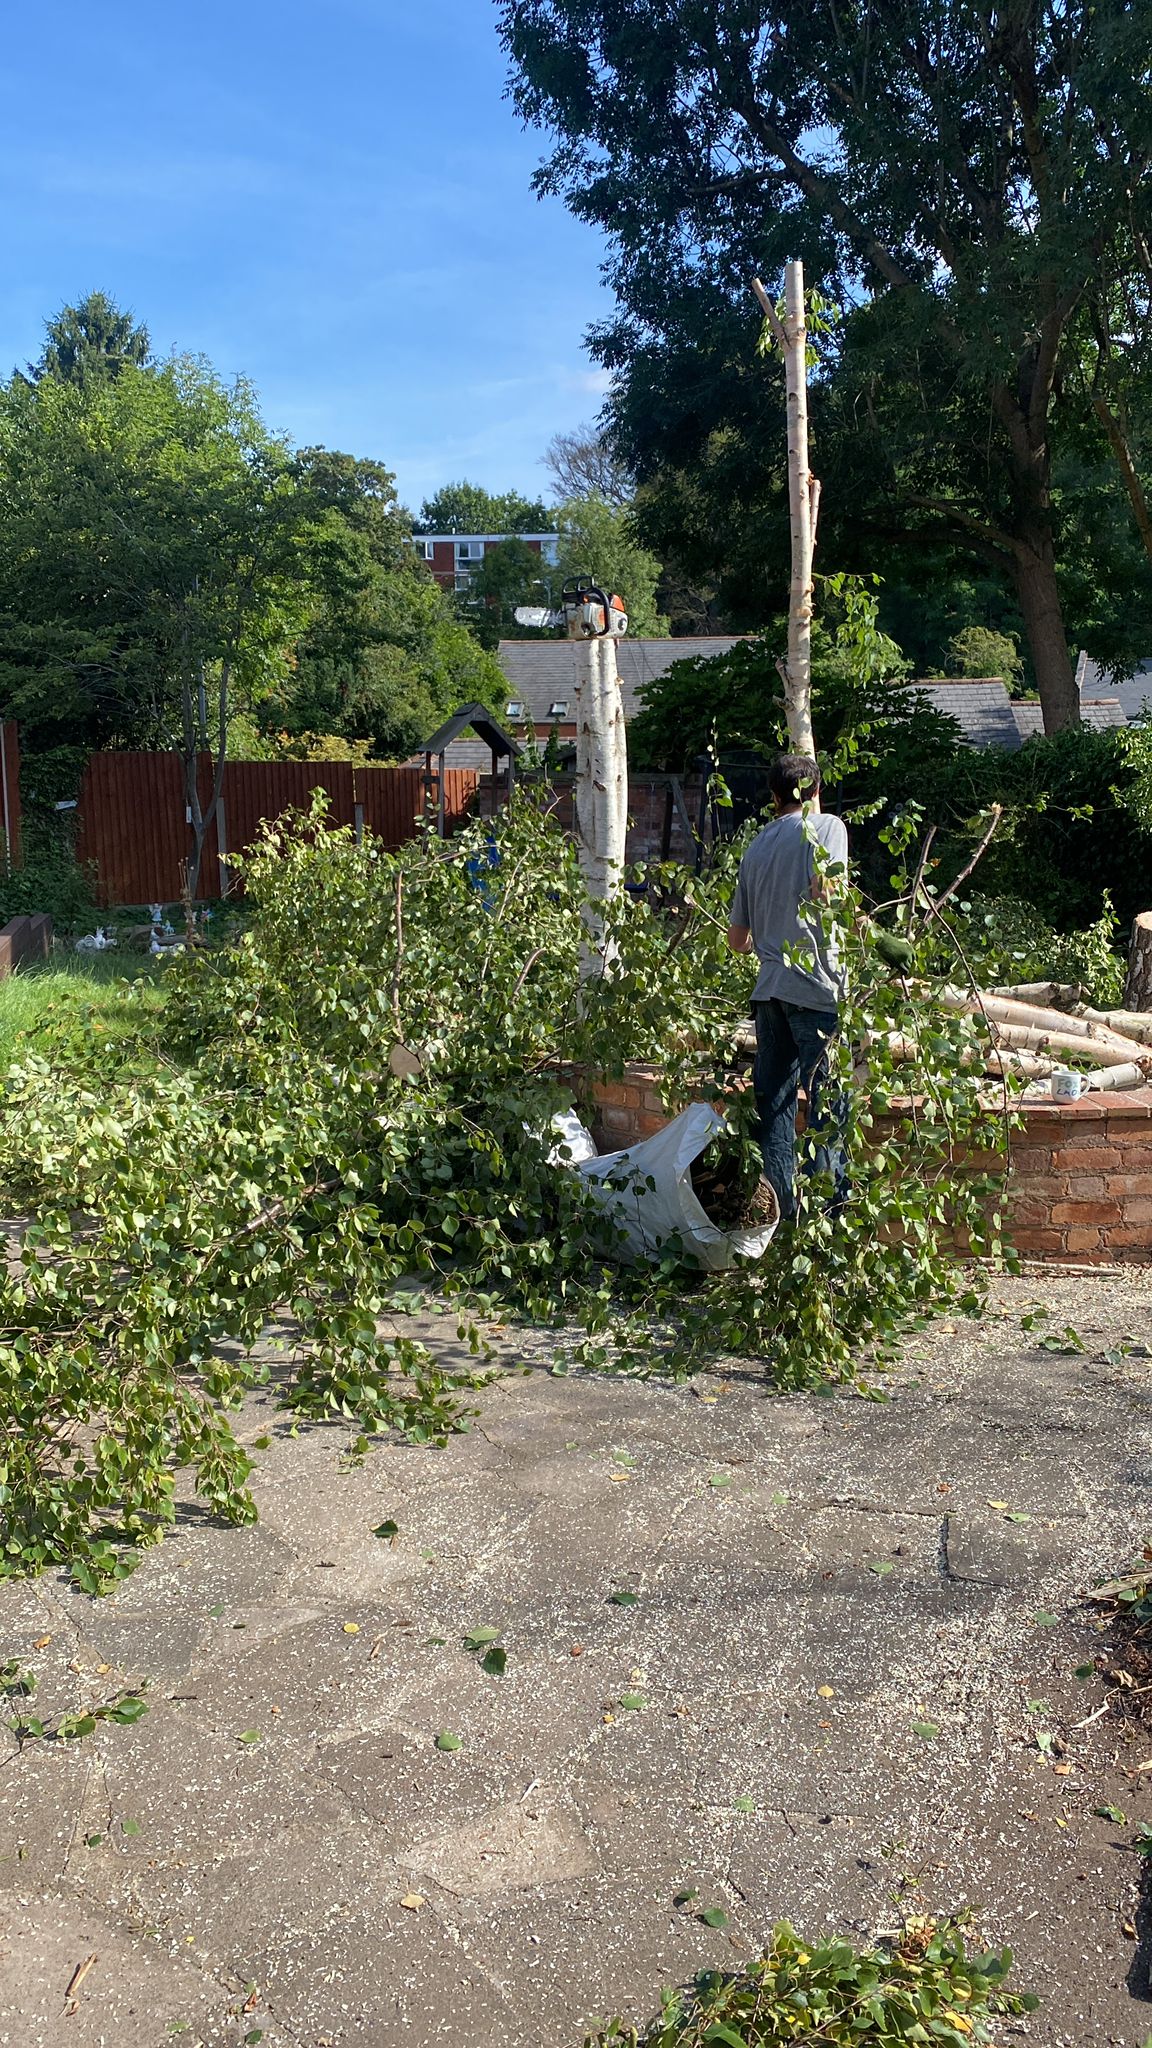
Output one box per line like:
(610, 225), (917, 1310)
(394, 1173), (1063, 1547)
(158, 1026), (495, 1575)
(499, 0), (1152, 731)
(30, 291), (151, 385)
(415, 480), (555, 535)
(544, 424), (633, 507)
(553, 495), (669, 636)
(0, 359), (319, 895)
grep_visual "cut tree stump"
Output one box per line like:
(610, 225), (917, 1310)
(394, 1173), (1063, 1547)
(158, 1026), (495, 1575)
(1125, 910), (1152, 1011)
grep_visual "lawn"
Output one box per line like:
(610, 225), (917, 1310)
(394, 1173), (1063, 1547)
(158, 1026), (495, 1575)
(0, 950), (166, 1068)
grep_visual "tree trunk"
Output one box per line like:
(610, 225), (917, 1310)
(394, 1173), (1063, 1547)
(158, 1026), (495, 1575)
(1011, 532), (1080, 733)
(752, 263), (818, 756)
(1125, 910), (1152, 1012)
(573, 630), (628, 965)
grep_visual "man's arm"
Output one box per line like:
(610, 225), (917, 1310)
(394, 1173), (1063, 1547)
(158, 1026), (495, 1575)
(727, 923), (754, 953)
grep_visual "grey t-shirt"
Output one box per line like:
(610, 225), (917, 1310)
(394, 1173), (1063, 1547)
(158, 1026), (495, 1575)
(731, 809), (849, 1011)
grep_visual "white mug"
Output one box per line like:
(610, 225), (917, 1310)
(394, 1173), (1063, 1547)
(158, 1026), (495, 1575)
(1050, 1068), (1084, 1102)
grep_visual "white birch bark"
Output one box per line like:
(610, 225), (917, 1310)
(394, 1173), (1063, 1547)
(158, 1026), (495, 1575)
(573, 628), (628, 966)
(753, 261), (819, 758)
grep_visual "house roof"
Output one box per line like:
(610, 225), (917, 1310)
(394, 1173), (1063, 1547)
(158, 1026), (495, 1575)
(420, 703), (520, 757)
(1011, 698), (1127, 740)
(1076, 655), (1152, 721)
(898, 678), (1025, 749)
(497, 637), (749, 722)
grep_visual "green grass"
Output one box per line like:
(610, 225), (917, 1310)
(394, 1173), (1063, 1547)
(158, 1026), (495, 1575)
(0, 952), (166, 1069)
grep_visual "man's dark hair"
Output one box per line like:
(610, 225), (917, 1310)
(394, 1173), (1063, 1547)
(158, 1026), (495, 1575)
(768, 753), (821, 806)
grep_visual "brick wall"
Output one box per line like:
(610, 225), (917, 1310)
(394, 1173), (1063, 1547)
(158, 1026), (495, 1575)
(586, 1065), (1152, 1264)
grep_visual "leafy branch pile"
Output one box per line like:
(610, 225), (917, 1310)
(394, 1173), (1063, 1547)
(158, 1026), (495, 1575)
(0, 792), (1010, 1586)
(582, 1918), (1037, 2047)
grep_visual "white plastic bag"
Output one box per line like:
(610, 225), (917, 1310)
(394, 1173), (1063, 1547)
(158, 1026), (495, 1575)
(571, 1101), (778, 1272)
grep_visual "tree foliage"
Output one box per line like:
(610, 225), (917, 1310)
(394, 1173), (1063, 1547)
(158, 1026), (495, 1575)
(0, 763), (1012, 1585)
(415, 480), (555, 535)
(554, 494), (669, 635)
(27, 289), (151, 386)
(499, 0), (1152, 728)
(586, 1918), (1036, 2048)
(0, 303), (506, 776)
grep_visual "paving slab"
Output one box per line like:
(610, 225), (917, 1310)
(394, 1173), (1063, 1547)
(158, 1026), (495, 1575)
(1, 1272), (1151, 2047)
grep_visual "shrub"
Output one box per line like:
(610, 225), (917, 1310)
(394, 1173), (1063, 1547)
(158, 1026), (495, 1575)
(0, 845), (95, 932)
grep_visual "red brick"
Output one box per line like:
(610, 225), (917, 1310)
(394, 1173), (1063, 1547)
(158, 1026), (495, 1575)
(1008, 1195), (1054, 1226)
(1062, 1174), (1108, 1198)
(1011, 1227), (1067, 1253)
(1102, 1223), (1152, 1250)
(595, 1081), (629, 1109)
(1104, 1172), (1152, 1196)
(1008, 1146), (1054, 1174)
(1051, 1145), (1122, 1170)
(634, 1111), (670, 1138)
(1050, 1199), (1123, 1226)
(1120, 1197), (1152, 1224)
(1064, 1226), (1106, 1251)
(1106, 1144), (1152, 1170)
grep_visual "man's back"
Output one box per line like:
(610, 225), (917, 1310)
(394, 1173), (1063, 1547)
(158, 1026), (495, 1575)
(732, 809), (848, 1011)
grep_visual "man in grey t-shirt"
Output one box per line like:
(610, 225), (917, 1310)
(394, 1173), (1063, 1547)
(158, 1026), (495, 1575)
(727, 753), (849, 1223)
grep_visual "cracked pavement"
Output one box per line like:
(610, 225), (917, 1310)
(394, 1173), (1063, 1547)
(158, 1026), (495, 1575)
(2, 1271), (1152, 2046)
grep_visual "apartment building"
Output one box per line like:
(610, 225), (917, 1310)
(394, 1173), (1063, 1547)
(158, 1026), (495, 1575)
(413, 532), (561, 594)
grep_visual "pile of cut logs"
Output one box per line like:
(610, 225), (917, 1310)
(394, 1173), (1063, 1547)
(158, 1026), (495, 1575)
(896, 983), (1152, 1095)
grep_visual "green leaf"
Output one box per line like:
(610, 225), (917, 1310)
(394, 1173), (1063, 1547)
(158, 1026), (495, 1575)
(464, 1626), (501, 1651)
(435, 1730), (462, 1752)
(1074, 1663), (1096, 1680)
(702, 2026), (747, 2048)
(911, 1720), (939, 1740)
(372, 1520), (399, 1541)
(1032, 1611), (1059, 1628)
(1094, 1804), (1126, 1825)
(699, 1907), (729, 1928)
(121, 1818), (142, 1837)
(237, 1728), (262, 1745)
(732, 1794), (755, 1814)
(480, 1646), (507, 1678)
(609, 1590), (639, 1606)
(618, 1693), (646, 1711)
(672, 1888), (699, 1908)
(709, 1472), (732, 1488)
(105, 1695), (148, 1725)
(868, 1560), (895, 1577)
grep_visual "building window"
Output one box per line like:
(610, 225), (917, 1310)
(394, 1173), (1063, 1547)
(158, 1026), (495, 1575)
(456, 541), (483, 561)
(506, 700), (524, 719)
(548, 700), (570, 718)
(414, 539), (434, 560)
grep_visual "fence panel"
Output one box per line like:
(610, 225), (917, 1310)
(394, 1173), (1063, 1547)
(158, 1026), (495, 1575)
(75, 751), (480, 906)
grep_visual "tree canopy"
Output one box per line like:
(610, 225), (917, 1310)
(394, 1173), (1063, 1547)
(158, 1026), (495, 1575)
(553, 494), (669, 636)
(0, 299), (506, 782)
(27, 290), (152, 386)
(415, 480), (555, 534)
(499, 0), (1152, 729)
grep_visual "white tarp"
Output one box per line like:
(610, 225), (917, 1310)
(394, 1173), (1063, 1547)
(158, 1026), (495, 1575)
(551, 1101), (778, 1272)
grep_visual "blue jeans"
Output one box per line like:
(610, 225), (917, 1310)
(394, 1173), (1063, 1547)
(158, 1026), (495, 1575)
(753, 999), (849, 1223)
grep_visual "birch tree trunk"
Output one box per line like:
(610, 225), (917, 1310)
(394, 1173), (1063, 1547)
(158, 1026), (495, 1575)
(752, 261), (819, 757)
(573, 628), (628, 966)
(1125, 910), (1152, 1011)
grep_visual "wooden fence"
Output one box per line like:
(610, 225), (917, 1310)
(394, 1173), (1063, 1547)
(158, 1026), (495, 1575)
(75, 752), (480, 906)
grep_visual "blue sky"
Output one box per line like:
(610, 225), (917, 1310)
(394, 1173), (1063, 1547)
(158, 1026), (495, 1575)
(0, 0), (615, 516)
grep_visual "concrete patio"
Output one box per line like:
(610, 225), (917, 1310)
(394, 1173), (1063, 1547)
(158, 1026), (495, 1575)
(2, 1270), (1151, 2048)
